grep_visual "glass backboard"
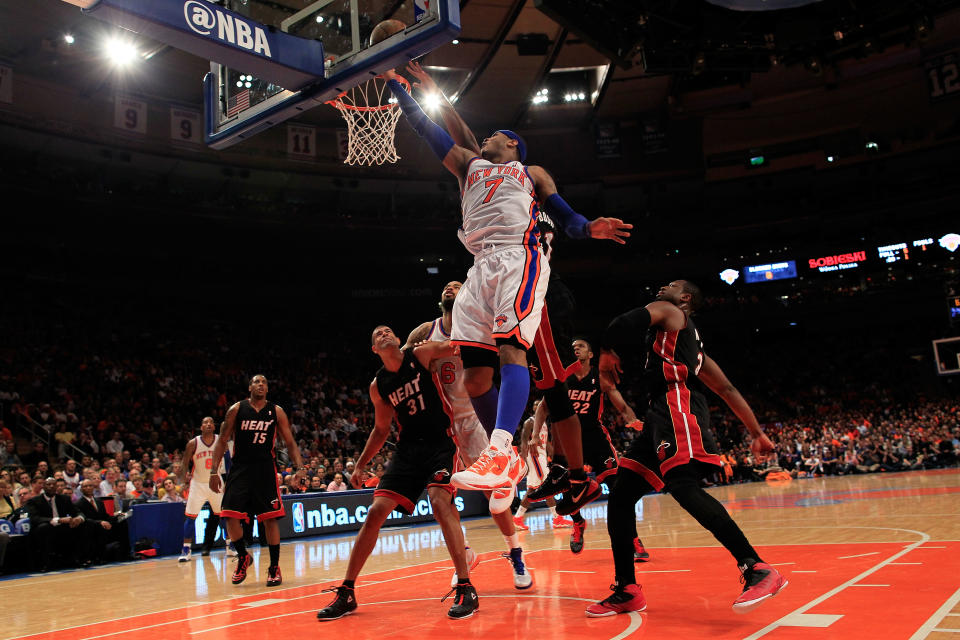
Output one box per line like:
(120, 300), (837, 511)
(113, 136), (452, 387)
(205, 0), (460, 148)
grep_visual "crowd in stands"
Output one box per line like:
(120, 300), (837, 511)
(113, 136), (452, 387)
(1, 301), (958, 574)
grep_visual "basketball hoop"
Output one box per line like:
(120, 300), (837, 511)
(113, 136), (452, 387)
(327, 75), (409, 166)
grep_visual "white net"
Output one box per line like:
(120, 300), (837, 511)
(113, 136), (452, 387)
(327, 75), (407, 166)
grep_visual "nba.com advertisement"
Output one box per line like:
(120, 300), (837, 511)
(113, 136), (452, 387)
(279, 489), (492, 538)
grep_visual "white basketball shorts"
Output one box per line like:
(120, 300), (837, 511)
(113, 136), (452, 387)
(451, 244), (549, 351)
(185, 479), (223, 517)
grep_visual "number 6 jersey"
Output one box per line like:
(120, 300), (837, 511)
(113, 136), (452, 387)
(375, 348), (453, 447)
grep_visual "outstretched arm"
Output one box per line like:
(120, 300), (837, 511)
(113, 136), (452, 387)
(352, 380), (394, 489)
(384, 69), (474, 180)
(525, 165), (632, 243)
(406, 62), (481, 154)
(697, 355), (774, 461)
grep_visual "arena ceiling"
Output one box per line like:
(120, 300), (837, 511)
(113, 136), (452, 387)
(3, 0), (960, 139)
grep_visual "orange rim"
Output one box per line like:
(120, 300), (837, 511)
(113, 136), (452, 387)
(326, 74), (410, 112)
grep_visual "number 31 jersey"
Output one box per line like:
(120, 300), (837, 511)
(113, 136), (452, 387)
(375, 348), (452, 447)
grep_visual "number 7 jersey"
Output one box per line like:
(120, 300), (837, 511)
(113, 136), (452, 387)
(458, 158), (539, 255)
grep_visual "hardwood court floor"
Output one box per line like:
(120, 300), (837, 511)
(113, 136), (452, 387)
(5, 468), (960, 640)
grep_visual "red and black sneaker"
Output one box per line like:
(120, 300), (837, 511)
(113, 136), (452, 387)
(526, 464), (570, 502)
(231, 553), (252, 585)
(556, 477), (601, 516)
(266, 565), (282, 587)
(316, 585), (358, 621)
(585, 583), (647, 617)
(633, 538), (650, 562)
(570, 520), (587, 554)
(733, 560), (788, 613)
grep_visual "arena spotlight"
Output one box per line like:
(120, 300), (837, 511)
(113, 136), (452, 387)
(64, 34), (75, 45)
(423, 93), (442, 111)
(104, 36), (139, 67)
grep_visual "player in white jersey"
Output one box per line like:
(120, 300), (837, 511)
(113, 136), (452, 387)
(387, 64), (631, 501)
(178, 416), (229, 562)
(513, 402), (572, 530)
(405, 281), (532, 589)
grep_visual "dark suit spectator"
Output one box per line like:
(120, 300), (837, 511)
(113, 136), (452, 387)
(74, 479), (130, 563)
(25, 477), (91, 571)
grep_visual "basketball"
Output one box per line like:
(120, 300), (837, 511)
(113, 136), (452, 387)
(369, 19), (406, 46)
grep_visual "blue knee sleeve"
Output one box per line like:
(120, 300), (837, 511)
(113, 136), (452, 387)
(494, 364), (530, 436)
(183, 518), (195, 541)
(469, 385), (499, 435)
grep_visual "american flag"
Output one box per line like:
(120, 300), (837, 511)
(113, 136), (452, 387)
(226, 89), (249, 116)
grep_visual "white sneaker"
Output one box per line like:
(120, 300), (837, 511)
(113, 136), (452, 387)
(178, 545), (191, 563)
(504, 547), (532, 589)
(450, 546), (480, 587)
(488, 482), (516, 515)
(451, 444), (525, 491)
(225, 543), (238, 558)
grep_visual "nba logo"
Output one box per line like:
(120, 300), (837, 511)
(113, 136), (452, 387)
(414, 0), (429, 22)
(292, 502), (305, 533)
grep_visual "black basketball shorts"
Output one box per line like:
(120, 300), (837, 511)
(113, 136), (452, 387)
(374, 438), (458, 515)
(620, 387), (721, 490)
(221, 461), (284, 521)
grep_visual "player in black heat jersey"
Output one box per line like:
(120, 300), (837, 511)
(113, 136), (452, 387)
(585, 280), (787, 618)
(316, 325), (479, 622)
(562, 338), (648, 557)
(210, 374), (303, 588)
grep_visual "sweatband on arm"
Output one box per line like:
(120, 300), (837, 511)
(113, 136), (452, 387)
(387, 79), (455, 160)
(542, 193), (590, 240)
(603, 307), (652, 352)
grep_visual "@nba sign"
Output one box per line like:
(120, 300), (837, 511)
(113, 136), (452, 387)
(183, 0), (272, 57)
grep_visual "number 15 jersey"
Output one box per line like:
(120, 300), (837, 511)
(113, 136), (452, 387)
(233, 400), (278, 465)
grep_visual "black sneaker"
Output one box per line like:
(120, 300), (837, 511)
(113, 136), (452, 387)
(570, 520), (587, 554)
(556, 477), (602, 516)
(526, 464), (570, 502)
(317, 585), (358, 621)
(266, 565), (282, 587)
(443, 582), (479, 619)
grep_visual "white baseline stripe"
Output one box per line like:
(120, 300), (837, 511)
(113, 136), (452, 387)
(743, 526), (931, 640)
(850, 584), (890, 587)
(838, 552), (879, 559)
(931, 628), (960, 633)
(908, 586), (960, 640)
(889, 562), (922, 565)
(189, 595), (643, 636)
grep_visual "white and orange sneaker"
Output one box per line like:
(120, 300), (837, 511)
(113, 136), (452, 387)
(512, 515), (530, 531)
(488, 482), (516, 514)
(552, 515), (575, 528)
(452, 443), (525, 491)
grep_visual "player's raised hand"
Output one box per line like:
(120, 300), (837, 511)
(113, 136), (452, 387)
(406, 61), (439, 93)
(382, 68), (398, 81)
(598, 349), (623, 385)
(588, 217), (633, 244)
(750, 433), (775, 462)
